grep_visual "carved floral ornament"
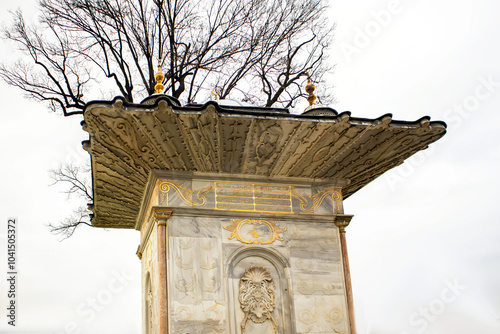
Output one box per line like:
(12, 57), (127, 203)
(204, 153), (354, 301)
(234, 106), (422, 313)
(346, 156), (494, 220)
(223, 219), (286, 245)
(239, 265), (278, 334)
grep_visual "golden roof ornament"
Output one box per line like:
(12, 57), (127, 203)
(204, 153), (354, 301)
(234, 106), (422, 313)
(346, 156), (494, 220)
(154, 58), (165, 94)
(304, 71), (321, 112)
(211, 88), (220, 101)
(306, 75), (317, 106)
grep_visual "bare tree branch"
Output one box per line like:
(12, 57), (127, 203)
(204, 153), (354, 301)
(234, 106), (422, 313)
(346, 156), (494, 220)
(49, 163), (92, 201)
(3, 0), (335, 239)
(1, 0), (334, 113)
(47, 206), (93, 240)
(48, 162), (94, 239)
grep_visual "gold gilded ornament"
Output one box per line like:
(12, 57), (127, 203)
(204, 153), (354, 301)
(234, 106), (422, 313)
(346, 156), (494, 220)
(223, 219), (286, 245)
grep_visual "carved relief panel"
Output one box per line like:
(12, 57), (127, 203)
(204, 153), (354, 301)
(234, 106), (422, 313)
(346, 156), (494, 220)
(288, 222), (350, 333)
(167, 217), (226, 333)
(239, 265), (278, 334)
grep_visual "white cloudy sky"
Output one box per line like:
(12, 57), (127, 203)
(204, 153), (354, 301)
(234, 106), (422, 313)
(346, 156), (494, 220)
(1, 0), (500, 333)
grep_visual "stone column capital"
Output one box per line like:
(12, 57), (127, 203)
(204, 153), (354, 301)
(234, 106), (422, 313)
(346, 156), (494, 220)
(335, 214), (354, 232)
(153, 209), (172, 223)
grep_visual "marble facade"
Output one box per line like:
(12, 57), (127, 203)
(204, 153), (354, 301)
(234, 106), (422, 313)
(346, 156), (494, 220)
(136, 171), (351, 333)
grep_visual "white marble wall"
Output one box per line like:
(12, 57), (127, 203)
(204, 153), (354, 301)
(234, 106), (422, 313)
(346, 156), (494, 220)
(138, 173), (350, 333)
(288, 222), (348, 333)
(164, 215), (349, 333)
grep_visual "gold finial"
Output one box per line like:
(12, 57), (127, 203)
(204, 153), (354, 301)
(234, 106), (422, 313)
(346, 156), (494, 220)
(212, 88), (220, 100)
(154, 58), (165, 94)
(305, 71), (317, 106)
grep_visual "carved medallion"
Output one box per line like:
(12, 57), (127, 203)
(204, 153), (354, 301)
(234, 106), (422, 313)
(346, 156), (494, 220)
(239, 266), (278, 334)
(223, 219), (286, 245)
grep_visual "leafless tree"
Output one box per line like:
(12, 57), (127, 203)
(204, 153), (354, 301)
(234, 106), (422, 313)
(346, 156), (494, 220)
(48, 163), (93, 239)
(4, 0), (334, 237)
(1, 0), (334, 115)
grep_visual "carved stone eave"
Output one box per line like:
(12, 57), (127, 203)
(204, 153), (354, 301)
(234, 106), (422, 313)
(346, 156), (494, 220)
(82, 95), (446, 228)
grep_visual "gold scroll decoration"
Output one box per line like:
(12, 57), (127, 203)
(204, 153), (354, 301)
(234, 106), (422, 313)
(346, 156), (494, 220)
(159, 180), (213, 207)
(223, 219), (286, 245)
(291, 187), (341, 214)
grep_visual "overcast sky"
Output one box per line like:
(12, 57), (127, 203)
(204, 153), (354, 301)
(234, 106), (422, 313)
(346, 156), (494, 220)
(1, 0), (500, 333)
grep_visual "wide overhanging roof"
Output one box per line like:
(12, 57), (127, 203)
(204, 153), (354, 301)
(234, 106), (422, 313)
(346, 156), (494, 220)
(82, 95), (446, 228)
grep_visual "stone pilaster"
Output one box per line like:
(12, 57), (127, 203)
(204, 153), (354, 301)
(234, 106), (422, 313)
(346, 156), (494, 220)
(335, 214), (355, 334)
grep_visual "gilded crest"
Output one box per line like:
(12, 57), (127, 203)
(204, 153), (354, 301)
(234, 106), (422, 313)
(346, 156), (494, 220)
(223, 219), (286, 245)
